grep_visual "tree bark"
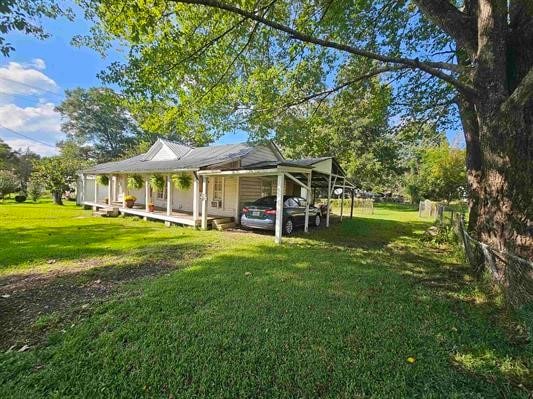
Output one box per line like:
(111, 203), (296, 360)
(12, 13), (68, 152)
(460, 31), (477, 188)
(52, 190), (63, 205)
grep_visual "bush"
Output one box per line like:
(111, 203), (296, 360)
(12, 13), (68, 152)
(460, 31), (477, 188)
(15, 194), (27, 203)
(0, 170), (18, 199)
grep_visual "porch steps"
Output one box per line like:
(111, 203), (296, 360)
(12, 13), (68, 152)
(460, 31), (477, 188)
(93, 207), (119, 217)
(212, 217), (236, 231)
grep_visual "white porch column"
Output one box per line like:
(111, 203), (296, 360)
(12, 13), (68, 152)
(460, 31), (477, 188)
(193, 174), (199, 221)
(234, 176), (240, 223)
(326, 173), (332, 227)
(94, 175), (99, 205)
(340, 177), (346, 222)
(304, 172), (311, 233)
(107, 175), (112, 205)
(122, 174), (128, 208)
(274, 173), (285, 244)
(145, 176), (150, 212)
(201, 176), (208, 230)
(81, 174), (86, 203)
(166, 174), (172, 216)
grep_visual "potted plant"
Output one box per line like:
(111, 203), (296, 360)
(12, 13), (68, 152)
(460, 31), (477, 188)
(172, 173), (192, 191)
(127, 175), (143, 189)
(104, 197), (109, 205)
(148, 202), (155, 212)
(124, 194), (136, 208)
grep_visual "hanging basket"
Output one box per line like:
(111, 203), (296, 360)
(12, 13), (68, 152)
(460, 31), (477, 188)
(97, 175), (109, 186)
(172, 173), (192, 191)
(127, 175), (143, 189)
(150, 174), (165, 192)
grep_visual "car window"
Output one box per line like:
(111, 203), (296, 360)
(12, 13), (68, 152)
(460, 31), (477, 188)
(284, 198), (299, 208)
(253, 196), (276, 206)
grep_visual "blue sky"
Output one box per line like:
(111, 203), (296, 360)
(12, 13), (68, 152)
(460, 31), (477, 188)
(0, 2), (245, 156)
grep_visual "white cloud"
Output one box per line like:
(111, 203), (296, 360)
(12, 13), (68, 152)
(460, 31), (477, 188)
(0, 102), (61, 133)
(0, 61), (59, 96)
(3, 138), (58, 157)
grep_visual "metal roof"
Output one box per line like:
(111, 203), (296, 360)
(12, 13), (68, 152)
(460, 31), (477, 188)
(83, 141), (254, 174)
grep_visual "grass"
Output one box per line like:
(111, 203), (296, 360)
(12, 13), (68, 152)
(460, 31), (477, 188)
(0, 199), (531, 398)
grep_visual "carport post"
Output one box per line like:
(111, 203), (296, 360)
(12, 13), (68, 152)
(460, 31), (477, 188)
(340, 177), (346, 221)
(326, 173), (332, 227)
(350, 189), (355, 219)
(275, 173), (285, 244)
(201, 176), (208, 230)
(304, 172), (311, 233)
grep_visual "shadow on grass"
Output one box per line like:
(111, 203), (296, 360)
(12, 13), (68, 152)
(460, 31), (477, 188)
(1, 225), (529, 398)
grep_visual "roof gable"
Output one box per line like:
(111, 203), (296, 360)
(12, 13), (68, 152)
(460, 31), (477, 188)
(142, 139), (192, 161)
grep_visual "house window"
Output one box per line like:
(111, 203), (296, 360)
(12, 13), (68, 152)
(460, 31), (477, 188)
(213, 177), (223, 201)
(261, 178), (275, 197)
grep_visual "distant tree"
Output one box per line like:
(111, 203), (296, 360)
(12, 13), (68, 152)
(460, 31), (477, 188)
(31, 157), (79, 205)
(13, 147), (40, 192)
(407, 143), (466, 203)
(0, 0), (72, 56)
(55, 87), (141, 162)
(0, 170), (18, 200)
(27, 179), (42, 202)
(0, 138), (17, 170)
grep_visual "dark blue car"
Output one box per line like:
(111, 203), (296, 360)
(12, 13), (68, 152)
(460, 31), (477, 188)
(241, 195), (322, 235)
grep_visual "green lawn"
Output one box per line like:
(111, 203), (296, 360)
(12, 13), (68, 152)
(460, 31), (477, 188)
(0, 200), (530, 398)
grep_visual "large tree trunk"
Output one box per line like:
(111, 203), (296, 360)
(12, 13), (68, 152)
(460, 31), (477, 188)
(469, 0), (533, 260)
(52, 190), (63, 205)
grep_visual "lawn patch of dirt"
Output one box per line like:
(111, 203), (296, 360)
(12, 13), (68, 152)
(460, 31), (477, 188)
(0, 249), (203, 351)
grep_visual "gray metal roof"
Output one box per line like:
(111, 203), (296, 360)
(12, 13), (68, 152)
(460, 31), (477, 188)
(83, 141), (254, 174)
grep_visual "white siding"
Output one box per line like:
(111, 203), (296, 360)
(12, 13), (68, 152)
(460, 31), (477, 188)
(206, 176), (238, 217)
(241, 145), (279, 166)
(172, 173), (195, 212)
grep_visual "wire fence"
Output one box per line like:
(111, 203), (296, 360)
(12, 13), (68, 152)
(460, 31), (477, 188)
(329, 198), (374, 215)
(453, 214), (533, 309)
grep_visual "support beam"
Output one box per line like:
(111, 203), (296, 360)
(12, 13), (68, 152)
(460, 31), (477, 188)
(122, 174), (128, 208)
(340, 177), (346, 222)
(145, 177), (150, 212)
(107, 175), (112, 205)
(201, 176), (208, 230)
(166, 174), (172, 216)
(284, 172), (310, 190)
(275, 173), (285, 244)
(304, 172), (311, 233)
(193, 174), (199, 222)
(350, 189), (355, 219)
(94, 175), (99, 208)
(326, 173), (332, 227)
(234, 176), (240, 223)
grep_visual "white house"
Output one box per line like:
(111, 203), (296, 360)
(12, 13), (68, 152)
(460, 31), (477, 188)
(79, 139), (352, 243)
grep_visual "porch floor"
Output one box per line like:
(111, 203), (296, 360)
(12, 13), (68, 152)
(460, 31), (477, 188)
(83, 201), (221, 227)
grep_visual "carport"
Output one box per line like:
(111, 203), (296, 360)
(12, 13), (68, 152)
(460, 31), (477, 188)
(198, 157), (355, 244)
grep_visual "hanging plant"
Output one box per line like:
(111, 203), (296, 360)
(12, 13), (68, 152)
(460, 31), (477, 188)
(127, 174), (143, 189)
(150, 174), (165, 192)
(97, 175), (109, 186)
(172, 173), (192, 191)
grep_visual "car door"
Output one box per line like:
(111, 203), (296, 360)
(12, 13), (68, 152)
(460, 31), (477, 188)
(284, 197), (300, 224)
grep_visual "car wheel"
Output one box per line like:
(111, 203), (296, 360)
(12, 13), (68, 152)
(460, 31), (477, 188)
(284, 218), (294, 235)
(314, 214), (321, 227)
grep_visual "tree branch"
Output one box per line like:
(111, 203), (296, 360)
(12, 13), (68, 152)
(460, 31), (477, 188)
(413, 0), (477, 56)
(171, 0), (478, 99)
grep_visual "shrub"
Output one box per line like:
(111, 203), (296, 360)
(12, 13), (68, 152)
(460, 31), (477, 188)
(127, 175), (143, 189)
(0, 170), (18, 200)
(14, 194), (27, 203)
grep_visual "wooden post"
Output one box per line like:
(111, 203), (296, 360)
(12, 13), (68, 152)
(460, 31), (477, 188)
(193, 174), (199, 222)
(201, 176), (208, 230)
(326, 173), (332, 227)
(275, 173), (285, 244)
(340, 177), (346, 222)
(350, 189), (355, 219)
(304, 171), (311, 233)
(166, 174), (172, 216)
